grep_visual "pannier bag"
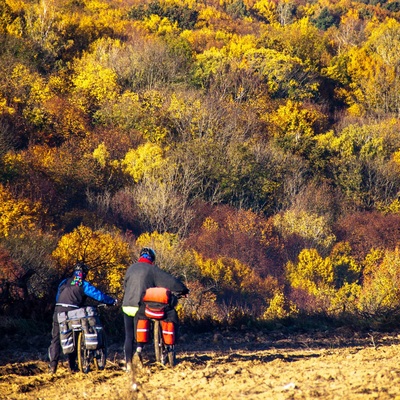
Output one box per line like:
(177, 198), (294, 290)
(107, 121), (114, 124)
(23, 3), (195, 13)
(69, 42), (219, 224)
(144, 305), (166, 319)
(142, 287), (171, 304)
(136, 319), (150, 343)
(161, 320), (175, 345)
(57, 312), (74, 354)
(84, 306), (103, 350)
(84, 327), (99, 350)
(67, 307), (87, 330)
(142, 287), (171, 320)
(58, 306), (104, 352)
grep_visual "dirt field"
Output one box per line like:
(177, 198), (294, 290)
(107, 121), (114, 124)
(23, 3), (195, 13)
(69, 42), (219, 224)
(1, 328), (400, 400)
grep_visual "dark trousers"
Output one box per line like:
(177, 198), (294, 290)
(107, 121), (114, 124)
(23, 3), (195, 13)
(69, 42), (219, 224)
(123, 313), (136, 364)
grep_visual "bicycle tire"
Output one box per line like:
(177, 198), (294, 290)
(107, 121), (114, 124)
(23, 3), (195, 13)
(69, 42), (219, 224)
(167, 345), (176, 367)
(93, 330), (107, 370)
(154, 320), (163, 363)
(77, 331), (91, 373)
(154, 321), (176, 367)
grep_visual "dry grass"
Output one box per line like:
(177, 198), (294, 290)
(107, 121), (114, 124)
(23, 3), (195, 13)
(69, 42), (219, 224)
(2, 329), (400, 399)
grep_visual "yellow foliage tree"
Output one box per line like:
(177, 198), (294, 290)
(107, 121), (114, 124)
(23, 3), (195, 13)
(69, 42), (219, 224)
(137, 90), (169, 143)
(315, 119), (400, 208)
(286, 248), (334, 297)
(167, 93), (205, 139)
(71, 55), (120, 114)
(0, 93), (15, 116)
(286, 246), (362, 315)
(94, 91), (141, 132)
(195, 5), (225, 29)
(92, 142), (109, 168)
(259, 16), (329, 68)
(274, 209), (336, 250)
(329, 242), (362, 314)
(267, 100), (325, 154)
(330, 241), (361, 288)
(135, 230), (195, 279)
(328, 18), (400, 117)
(358, 248), (400, 317)
(10, 63), (52, 127)
(122, 142), (164, 183)
(262, 291), (299, 320)
(0, 183), (41, 238)
(193, 250), (265, 292)
(181, 27), (227, 53)
(378, 199), (400, 215)
(51, 225), (131, 295)
(139, 14), (181, 36)
(193, 35), (318, 100)
(252, 0), (277, 24)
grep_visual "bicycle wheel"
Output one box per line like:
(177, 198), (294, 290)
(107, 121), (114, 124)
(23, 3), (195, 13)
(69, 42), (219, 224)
(167, 345), (176, 367)
(77, 331), (91, 373)
(153, 320), (163, 363)
(93, 330), (107, 370)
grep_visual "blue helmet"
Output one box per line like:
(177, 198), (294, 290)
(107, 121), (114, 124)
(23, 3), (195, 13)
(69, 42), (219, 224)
(140, 247), (156, 262)
(74, 262), (89, 275)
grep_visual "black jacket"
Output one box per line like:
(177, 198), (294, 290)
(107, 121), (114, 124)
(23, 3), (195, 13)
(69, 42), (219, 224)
(54, 277), (115, 313)
(122, 261), (188, 308)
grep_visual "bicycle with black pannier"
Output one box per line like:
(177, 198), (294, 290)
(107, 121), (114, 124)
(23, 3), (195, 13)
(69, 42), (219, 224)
(57, 304), (108, 373)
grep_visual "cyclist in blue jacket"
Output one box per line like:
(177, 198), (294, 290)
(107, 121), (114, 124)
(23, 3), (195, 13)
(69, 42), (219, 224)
(48, 262), (117, 374)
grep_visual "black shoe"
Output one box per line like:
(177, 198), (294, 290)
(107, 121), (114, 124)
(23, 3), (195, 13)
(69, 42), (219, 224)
(69, 363), (79, 373)
(49, 364), (57, 374)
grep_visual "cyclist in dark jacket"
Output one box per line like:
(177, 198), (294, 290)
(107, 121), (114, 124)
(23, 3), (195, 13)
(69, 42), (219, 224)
(48, 262), (117, 374)
(122, 248), (188, 371)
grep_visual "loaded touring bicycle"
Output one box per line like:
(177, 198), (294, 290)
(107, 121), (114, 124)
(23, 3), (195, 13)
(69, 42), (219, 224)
(135, 287), (185, 367)
(58, 304), (107, 373)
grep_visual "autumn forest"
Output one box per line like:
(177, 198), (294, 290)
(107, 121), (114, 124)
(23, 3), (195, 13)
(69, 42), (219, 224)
(1, 0), (400, 331)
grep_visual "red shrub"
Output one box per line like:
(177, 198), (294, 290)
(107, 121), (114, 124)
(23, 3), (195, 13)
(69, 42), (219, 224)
(185, 204), (285, 280)
(334, 211), (400, 263)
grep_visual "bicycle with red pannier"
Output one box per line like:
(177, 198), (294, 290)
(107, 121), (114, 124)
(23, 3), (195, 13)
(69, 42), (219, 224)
(135, 287), (185, 367)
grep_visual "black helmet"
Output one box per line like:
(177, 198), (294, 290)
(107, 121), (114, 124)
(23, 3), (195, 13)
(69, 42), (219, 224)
(74, 262), (89, 275)
(140, 247), (156, 262)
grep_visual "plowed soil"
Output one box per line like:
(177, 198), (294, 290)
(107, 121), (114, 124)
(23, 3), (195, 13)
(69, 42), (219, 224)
(1, 328), (400, 399)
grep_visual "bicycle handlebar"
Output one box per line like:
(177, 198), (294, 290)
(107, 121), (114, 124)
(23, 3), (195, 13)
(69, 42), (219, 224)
(173, 291), (189, 299)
